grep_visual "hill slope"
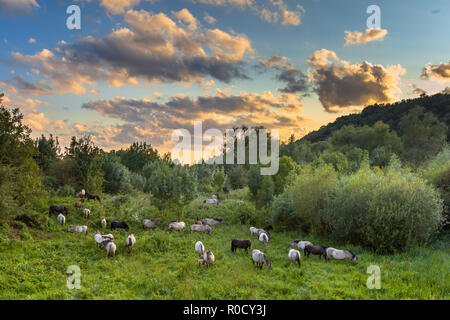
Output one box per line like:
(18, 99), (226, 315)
(300, 93), (450, 143)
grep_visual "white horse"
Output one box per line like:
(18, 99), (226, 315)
(288, 249), (301, 267)
(326, 248), (358, 263)
(190, 224), (212, 235)
(126, 233), (136, 254)
(195, 241), (205, 257)
(82, 208), (91, 219)
(68, 225), (88, 235)
(259, 232), (269, 245)
(57, 213), (66, 226)
(94, 230), (114, 247)
(106, 242), (117, 258)
(250, 227), (259, 236)
(252, 250), (272, 270)
(168, 221), (186, 231)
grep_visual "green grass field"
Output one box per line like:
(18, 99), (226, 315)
(0, 193), (448, 300)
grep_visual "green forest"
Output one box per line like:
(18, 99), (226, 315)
(0, 92), (449, 299)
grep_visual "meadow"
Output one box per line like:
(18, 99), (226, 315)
(0, 191), (448, 300)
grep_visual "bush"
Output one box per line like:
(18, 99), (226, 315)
(321, 160), (444, 253)
(270, 164), (338, 233)
(56, 185), (75, 197)
(421, 146), (450, 227)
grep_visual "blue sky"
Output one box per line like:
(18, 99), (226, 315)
(0, 0), (449, 153)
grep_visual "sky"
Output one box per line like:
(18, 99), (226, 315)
(0, 0), (449, 157)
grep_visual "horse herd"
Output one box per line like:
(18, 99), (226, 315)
(49, 191), (359, 269)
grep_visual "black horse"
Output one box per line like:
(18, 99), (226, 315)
(49, 205), (69, 216)
(305, 245), (327, 260)
(231, 239), (251, 253)
(111, 221), (130, 232)
(87, 194), (101, 202)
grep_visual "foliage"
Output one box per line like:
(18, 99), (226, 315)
(270, 164), (338, 234)
(34, 134), (60, 174)
(321, 158), (444, 253)
(102, 155), (133, 194)
(144, 161), (197, 215)
(399, 106), (447, 167)
(422, 146), (450, 227)
(226, 166), (247, 190)
(65, 136), (104, 193)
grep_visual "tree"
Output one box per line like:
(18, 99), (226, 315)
(34, 134), (60, 174)
(212, 167), (225, 195)
(102, 154), (133, 194)
(260, 175), (275, 206)
(247, 165), (262, 199)
(0, 106), (36, 167)
(227, 166), (247, 190)
(273, 156), (295, 195)
(399, 106), (447, 167)
(144, 161), (197, 218)
(65, 136), (104, 193)
(118, 142), (159, 172)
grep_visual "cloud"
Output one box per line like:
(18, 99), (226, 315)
(421, 61), (450, 82)
(258, 54), (309, 94)
(191, 0), (304, 26)
(409, 84), (427, 96)
(442, 87), (450, 94)
(10, 9), (254, 96)
(80, 90), (307, 149)
(10, 75), (53, 96)
(0, 0), (39, 15)
(28, 38), (36, 44)
(99, 0), (157, 15)
(344, 29), (388, 45)
(307, 49), (406, 112)
(204, 13), (216, 24)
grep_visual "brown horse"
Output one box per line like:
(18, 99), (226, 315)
(75, 199), (85, 209)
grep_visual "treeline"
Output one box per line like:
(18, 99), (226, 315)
(0, 92), (449, 252)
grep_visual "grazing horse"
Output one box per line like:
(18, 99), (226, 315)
(125, 233), (136, 254)
(259, 232), (269, 245)
(290, 240), (313, 255)
(68, 225), (88, 235)
(142, 219), (160, 229)
(288, 249), (301, 267)
(252, 250), (272, 270)
(231, 239), (251, 253)
(195, 241), (205, 257)
(94, 231), (114, 248)
(199, 250), (215, 267)
(87, 194), (101, 202)
(203, 199), (218, 205)
(202, 218), (224, 226)
(106, 242), (117, 258)
(111, 221), (130, 232)
(190, 224), (212, 235)
(57, 213), (66, 226)
(74, 199), (85, 209)
(49, 205), (69, 216)
(76, 189), (86, 197)
(82, 208), (91, 219)
(305, 245), (327, 260)
(101, 218), (107, 228)
(168, 221), (186, 231)
(326, 248), (358, 263)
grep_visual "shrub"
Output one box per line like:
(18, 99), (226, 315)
(270, 164), (338, 233)
(421, 146), (450, 227)
(321, 161), (444, 253)
(56, 185), (75, 197)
